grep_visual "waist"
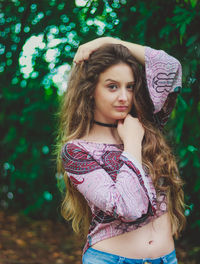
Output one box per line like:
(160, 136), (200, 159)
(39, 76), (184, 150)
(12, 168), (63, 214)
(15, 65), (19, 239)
(91, 213), (174, 259)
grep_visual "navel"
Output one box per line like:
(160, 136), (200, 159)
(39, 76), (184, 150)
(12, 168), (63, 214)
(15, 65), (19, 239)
(148, 240), (153, 245)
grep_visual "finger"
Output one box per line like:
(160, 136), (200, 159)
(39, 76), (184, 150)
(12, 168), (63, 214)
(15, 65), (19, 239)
(118, 119), (124, 124)
(73, 46), (81, 62)
(73, 56), (79, 64)
(117, 119), (124, 127)
(82, 50), (90, 61)
(126, 114), (133, 120)
(73, 45), (86, 63)
(74, 51), (85, 64)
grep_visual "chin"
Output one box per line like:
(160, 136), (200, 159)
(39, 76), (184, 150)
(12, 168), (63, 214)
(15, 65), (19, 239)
(115, 113), (128, 120)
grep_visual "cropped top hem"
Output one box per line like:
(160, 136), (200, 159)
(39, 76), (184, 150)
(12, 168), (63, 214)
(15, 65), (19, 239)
(84, 210), (168, 255)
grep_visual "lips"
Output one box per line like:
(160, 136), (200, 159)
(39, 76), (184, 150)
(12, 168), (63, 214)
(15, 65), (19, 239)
(115, 106), (128, 111)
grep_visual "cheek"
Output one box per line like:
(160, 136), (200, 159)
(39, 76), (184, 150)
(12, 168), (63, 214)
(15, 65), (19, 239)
(94, 88), (106, 103)
(94, 95), (108, 111)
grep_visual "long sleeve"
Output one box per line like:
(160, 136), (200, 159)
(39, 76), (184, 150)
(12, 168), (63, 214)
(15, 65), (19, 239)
(145, 46), (182, 127)
(61, 142), (157, 223)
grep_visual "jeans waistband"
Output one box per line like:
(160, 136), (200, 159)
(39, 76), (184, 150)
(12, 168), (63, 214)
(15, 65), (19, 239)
(83, 247), (177, 264)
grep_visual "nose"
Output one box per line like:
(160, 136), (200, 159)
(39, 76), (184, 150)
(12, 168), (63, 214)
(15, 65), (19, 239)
(118, 88), (128, 102)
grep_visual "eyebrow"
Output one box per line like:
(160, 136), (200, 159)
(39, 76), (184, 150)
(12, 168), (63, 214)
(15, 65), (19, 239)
(104, 78), (135, 83)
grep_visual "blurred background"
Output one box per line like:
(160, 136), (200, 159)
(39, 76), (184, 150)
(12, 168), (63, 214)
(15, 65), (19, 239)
(0, 0), (199, 263)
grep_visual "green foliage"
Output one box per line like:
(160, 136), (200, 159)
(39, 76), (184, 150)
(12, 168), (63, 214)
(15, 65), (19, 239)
(0, 0), (199, 245)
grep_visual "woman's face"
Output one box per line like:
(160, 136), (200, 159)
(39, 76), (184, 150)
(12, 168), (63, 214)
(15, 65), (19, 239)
(93, 63), (135, 123)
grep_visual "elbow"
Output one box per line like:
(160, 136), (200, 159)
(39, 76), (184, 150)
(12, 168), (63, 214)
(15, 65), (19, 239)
(111, 199), (150, 222)
(121, 206), (149, 222)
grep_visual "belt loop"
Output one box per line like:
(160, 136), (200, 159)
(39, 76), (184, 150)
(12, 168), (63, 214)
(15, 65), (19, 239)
(161, 256), (168, 263)
(118, 256), (125, 264)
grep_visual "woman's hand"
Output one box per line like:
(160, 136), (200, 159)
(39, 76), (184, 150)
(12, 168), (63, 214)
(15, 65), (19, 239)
(73, 37), (120, 64)
(117, 114), (144, 144)
(117, 114), (144, 163)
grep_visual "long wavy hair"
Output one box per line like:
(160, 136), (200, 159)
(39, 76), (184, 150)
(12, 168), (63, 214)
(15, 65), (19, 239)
(55, 43), (186, 240)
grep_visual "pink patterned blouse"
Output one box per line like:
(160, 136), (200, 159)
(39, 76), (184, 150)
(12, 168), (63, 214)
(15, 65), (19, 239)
(61, 46), (182, 255)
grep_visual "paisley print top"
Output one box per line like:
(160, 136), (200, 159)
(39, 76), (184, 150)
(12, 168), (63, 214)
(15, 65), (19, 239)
(145, 46), (182, 128)
(62, 141), (167, 255)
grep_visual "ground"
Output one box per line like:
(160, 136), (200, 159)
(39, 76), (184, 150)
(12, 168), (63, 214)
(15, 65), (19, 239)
(0, 211), (198, 264)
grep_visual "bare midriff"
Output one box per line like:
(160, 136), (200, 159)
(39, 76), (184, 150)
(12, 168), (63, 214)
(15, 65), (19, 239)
(91, 213), (174, 259)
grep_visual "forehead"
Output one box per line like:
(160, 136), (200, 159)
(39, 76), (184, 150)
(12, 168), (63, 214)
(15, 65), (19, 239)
(99, 63), (134, 81)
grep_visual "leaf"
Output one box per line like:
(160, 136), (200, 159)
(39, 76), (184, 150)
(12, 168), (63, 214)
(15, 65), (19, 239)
(186, 34), (198, 47)
(180, 23), (186, 36)
(187, 145), (198, 152)
(193, 154), (200, 168)
(179, 156), (190, 168)
(190, 0), (198, 8)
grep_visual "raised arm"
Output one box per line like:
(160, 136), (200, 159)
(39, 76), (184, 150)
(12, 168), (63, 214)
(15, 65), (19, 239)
(73, 36), (145, 64)
(73, 37), (182, 128)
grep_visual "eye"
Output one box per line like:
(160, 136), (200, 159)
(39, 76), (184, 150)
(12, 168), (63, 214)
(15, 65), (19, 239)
(127, 84), (135, 90)
(108, 84), (118, 90)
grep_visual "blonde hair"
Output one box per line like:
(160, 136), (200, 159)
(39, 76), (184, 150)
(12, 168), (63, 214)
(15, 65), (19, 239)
(55, 43), (186, 239)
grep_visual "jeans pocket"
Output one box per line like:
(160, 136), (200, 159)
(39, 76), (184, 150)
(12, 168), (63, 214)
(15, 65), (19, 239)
(82, 249), (119, 264)
(170, 258), (178, 264)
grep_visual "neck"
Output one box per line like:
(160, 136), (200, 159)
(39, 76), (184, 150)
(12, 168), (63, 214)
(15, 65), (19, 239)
(94, 120), (117, 128)
(85, 120), (122, 144)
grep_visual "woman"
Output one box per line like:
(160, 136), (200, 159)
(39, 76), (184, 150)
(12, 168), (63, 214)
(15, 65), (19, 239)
(56, 37), (186, 263)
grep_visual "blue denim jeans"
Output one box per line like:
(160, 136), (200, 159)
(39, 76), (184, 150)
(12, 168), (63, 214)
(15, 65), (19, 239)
(82, 247), (178, 264)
